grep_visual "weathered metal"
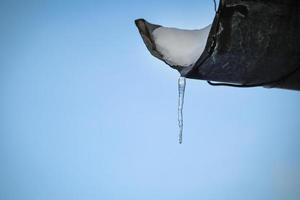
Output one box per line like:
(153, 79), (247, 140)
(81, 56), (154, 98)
(136, 0), (300, 90)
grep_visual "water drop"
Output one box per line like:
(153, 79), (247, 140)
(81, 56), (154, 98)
(178, 76), (186, 144)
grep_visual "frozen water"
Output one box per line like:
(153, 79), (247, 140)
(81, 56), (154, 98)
(178, 76), (186, 144)
(152, 24), (212, 67)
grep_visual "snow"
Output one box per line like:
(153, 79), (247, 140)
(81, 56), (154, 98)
(152, 24), (212, 67)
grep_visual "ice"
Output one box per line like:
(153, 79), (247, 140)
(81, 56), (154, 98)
(178, 76), (186, 144)
(152, 24), (212, 67)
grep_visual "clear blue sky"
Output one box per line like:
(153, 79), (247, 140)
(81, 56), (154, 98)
(1, 0), (300, 200)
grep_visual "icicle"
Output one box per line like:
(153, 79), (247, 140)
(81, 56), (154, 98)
(178, 76), (186, 144)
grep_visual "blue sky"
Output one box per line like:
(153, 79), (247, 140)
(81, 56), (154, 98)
(1, 0), (300, 200)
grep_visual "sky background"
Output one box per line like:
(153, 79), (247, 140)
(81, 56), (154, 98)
(1, 0), (300, 200)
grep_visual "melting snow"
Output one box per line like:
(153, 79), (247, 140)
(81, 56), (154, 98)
(152, 24), (212, 67)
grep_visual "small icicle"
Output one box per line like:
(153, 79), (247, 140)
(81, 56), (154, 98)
(178, 76), (186, 144)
